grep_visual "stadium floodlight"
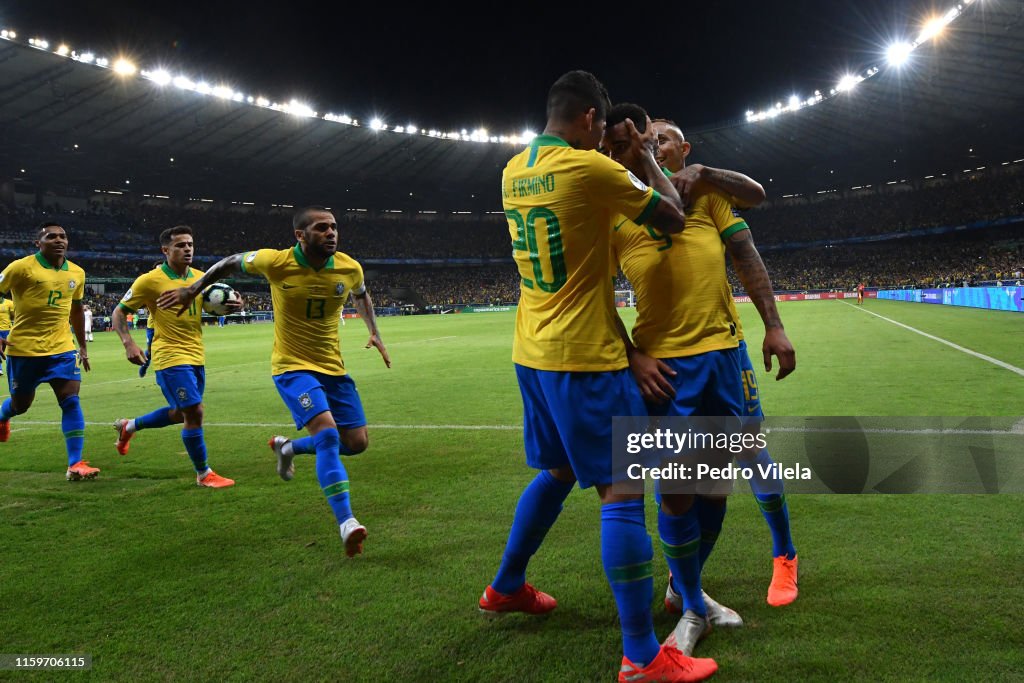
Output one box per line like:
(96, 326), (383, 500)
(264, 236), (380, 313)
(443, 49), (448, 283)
(1, 30), (15, 40)
(406, 124), (417, 134)
(113, 58), (136, 76)
(836, 74), (860, 92)
(886, 42), (913, 66)
(173, 75), (194, 90)
(370, 118), (385, 130)
(393, 125), (405, 133)
(212, 85), (233, 99)
(255, 96), (270, 107)
(521, 130), (537, 143)
(76, 51), (94, 63)
(195, 81), (212, 94)
(918, 13), (954, 43)
(95, 57), (109, 67)
(147, 69), (172, 86)
(56, 44), (69, 56)
(246, 95), (254, 103)
(788, 95), (800, 108)
(284, 99), (316, 117)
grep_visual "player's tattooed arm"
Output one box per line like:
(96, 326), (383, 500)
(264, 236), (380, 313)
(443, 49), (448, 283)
(351, 289), (391, 368)
(111, 305), (146, 365)
(156, 253), (244, 315)
(672, 165), (766, 209)
(726, 230), (796, 380)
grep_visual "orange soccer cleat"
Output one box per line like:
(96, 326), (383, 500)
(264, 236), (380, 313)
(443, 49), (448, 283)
(66, 460), (100, 481)
(113, 418), (134, 455)
(196, 470), (235, 488)
(478, 583), (557, 616)
(767, 554), (799, 607)
(618, 644), (718, 683)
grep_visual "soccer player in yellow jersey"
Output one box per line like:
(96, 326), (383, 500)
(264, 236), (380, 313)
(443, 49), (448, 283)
(110, 226), (235, 488)
(0, 294), (14, 377)
(157, 206), (390, 557)
(0, 223), (98, 480)
(607, 108), (796, 656)
(477, 71), (716, 683)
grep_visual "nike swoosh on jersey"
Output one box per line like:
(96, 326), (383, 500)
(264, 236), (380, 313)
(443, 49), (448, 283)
(613, 219), (628, 232)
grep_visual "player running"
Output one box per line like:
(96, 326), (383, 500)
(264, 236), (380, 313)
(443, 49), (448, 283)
(111, 226), (236, 488)
(83, 304), (94, 342)
(157, 207), (390, 557)
(479, 72), (715, 683)
(857, 282), (866, 305)
(0, 223), (97, 480)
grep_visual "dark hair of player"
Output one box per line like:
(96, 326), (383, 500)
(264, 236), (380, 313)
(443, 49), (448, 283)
(159, 225), (193, 246)
(293, 205), (333, 231)
(606, 103), (649, 133)
(36, 221), (62, 238)
(546, 70), (611, 123)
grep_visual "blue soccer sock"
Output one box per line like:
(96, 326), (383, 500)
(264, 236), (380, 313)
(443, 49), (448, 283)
(59, 395), (86, 467)
(181, 428), (208, 473)
(491, 470), (574, 595)
(748, 449), (796, 559)
(602, 500), (659, 667)
(659, 506), (706, 617)
(290, 435), (317, 454)
(696, 497), (727, 570)
(313, 429), (352, 524)
(0, 397), (20, 422)
(134, 407), (175, 431)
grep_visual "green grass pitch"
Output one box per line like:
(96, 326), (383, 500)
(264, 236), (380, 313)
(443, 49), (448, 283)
(2, 300), (1022, 681)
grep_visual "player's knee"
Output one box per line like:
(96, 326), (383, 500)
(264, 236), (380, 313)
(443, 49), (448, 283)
(660, 493), (695, 516)
(8, 395), (31, 415)
(342, 430), (368, 454)
(182, 404), (203, 422)
(548, 466), (577, 484)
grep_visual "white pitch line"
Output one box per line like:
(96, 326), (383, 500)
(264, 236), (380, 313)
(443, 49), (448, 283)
(386, 336), (456, 346)
(844, 302), (1024, 377)
(13, 420), (520, 431)
(9, 420), (1023, 436)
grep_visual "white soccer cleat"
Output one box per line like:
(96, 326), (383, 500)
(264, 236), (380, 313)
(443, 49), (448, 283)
(267, 435), (294, 481)
(702, 590), (743, 628)
(339, 517), (367, 558)
(664, 609), (712, 657)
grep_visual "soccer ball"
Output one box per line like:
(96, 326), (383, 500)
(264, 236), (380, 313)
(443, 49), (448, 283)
(202, 283), (241, 316)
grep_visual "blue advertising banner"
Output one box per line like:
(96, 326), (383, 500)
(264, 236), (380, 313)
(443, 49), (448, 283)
(879, 287), (1023, 312)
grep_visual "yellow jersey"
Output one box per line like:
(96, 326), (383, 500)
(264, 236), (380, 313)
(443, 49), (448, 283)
(0, 253), (85, 357)
(241, 244), (364, 376)
(0, 297), (14, 331)
(503, 134), (661, 371)
(119, 263), (205, 370)
(613, 182), (748, 358)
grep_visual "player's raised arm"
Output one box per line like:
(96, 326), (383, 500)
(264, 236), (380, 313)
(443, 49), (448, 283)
(350, 287), (390, 368)
(621, 117), (688, 234)
(672, 165), (766, 209)
(725, 229), (795, 380)
(156, 253), (245, 315)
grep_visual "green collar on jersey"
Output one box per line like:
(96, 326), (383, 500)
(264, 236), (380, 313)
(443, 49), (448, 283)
(160, 262), (192, 280)
(34, 251), (69, 271)
(293, 243), (335, 271)
(530, 134), (571, 148)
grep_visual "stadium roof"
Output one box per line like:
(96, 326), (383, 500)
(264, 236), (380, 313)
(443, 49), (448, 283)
(1, 0), (1023, 210)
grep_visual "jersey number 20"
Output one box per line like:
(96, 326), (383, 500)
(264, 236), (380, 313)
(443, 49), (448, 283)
(508, 207), (567, 293)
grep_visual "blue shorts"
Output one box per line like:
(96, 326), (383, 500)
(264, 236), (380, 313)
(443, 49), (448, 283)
(146, 327), (155, 345)
(737, 340), (764, 418)
(7, 351), (81, 395)
(155, 365), (206, 409)
(515, 364), (647, 489)
(273, 371), (367, 431)
(0, 330), (9, 340)
(647, 346), (746, 419)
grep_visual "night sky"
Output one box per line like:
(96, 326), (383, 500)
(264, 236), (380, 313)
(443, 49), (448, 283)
(4, 1), (946, 132)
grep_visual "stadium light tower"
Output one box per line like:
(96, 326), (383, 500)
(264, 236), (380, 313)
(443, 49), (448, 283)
(886, 42), (913, 67)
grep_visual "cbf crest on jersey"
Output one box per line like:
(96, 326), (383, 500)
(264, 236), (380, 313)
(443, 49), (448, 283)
(177, 387), (188, 402)
(299, 392), (313, 409)
(69, 280), (77, 289)
(335, 283), (345, 296)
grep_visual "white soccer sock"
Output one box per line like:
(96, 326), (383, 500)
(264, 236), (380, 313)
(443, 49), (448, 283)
(126, 418), (137, 434)
(281, 441), (295, 457)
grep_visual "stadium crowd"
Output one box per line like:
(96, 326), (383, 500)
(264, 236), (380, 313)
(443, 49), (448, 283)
(5, 166), (1023, 307)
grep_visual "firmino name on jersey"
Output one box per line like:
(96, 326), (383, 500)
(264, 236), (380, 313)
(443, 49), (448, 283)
(504, 173), (556, 199)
